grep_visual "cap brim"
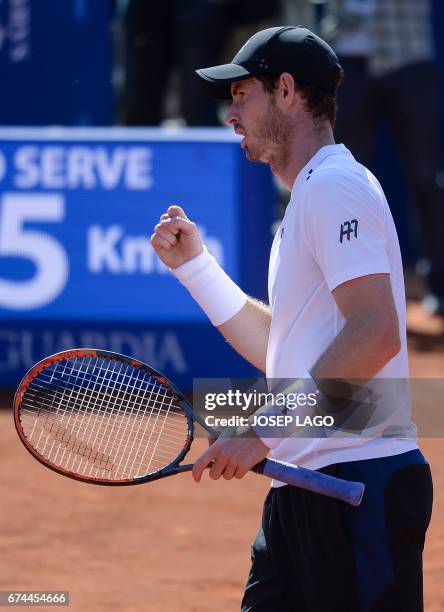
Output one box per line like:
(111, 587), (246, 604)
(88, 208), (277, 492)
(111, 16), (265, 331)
(195, 63), (252, 100)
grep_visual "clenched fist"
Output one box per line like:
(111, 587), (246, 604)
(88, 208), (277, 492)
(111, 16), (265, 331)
(150, 205), (203, 269)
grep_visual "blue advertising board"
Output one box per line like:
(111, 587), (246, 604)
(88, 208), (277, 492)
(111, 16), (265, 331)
(0, 128), (274, 387)
(0, 0), (113, 125)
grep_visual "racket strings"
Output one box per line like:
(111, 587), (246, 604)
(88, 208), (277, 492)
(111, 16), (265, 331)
(22, 370), (185, 476)
(19, 357), (190, 480)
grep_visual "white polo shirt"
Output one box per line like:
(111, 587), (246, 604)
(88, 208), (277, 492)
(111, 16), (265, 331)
(265, 144), (417, 480)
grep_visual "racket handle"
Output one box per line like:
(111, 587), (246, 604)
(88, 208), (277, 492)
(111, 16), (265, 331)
(252, 458), (364, 507)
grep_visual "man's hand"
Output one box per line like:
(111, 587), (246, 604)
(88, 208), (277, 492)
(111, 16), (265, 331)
(151, 205), (203, 269)
(192, 432), (270, 482)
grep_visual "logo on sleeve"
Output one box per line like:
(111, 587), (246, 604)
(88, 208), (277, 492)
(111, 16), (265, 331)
(339, 219), (358, 243)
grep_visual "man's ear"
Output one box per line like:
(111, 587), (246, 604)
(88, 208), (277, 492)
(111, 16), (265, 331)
(278, 72), (296, 105)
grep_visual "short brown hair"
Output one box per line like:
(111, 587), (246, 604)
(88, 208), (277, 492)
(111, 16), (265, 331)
(257, 69), (343, 127)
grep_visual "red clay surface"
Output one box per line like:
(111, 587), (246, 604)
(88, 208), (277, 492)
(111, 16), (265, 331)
(1, 304), (443, 611)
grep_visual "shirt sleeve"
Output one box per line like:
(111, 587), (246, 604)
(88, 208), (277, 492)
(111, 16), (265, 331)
(303, 168), (391, 291)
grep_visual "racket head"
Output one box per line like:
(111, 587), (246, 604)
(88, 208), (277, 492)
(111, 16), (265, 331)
(14, 349), (194, 486)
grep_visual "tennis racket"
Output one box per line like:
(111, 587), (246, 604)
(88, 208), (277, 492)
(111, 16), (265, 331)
(14, 349), (364, 506)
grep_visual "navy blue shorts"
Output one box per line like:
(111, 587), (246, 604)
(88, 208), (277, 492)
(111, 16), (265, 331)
(241, 449), (433, 612)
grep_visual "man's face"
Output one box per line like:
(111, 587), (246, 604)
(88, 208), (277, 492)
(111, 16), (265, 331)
(225, 77), (289, 165)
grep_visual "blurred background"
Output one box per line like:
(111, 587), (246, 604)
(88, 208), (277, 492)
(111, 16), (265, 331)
(0, 0), (443, 392)
(1, 0), (444, 390)
(1, 2), (444, 611)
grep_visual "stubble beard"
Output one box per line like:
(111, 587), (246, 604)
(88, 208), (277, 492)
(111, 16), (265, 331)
(245, 97), (291, 170)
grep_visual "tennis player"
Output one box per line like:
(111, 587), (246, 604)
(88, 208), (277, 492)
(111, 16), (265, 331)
(151, 26), (433, 612)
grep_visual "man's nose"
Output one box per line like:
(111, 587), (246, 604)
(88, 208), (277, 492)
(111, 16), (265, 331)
(224, 105), (239, 127)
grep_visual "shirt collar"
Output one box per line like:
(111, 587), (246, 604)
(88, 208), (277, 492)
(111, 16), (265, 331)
(291, 144), (353, 192)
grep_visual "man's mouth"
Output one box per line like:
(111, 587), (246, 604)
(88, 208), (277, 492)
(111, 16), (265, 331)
(233, 127), (248, 149)
(236, 132), (247, 148)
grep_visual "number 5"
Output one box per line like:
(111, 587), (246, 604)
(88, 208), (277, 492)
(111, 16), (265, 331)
(0, 194), (69, 309)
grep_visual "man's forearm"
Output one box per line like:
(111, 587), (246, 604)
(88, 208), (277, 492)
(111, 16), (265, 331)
(217, 297), (271, 372)
(169, 246), (271, 371)
(311, 315), (400, 381)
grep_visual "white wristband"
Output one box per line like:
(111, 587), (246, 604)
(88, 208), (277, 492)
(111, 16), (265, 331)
(170, 247), (248, 326)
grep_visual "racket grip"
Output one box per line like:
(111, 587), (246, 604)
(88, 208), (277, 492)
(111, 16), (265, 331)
(252, 458), (364, 507)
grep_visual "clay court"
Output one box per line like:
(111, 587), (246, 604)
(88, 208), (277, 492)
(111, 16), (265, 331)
(1, 304), (443, 612)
